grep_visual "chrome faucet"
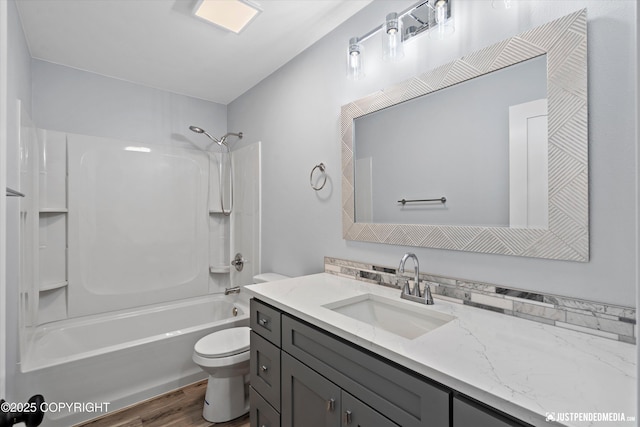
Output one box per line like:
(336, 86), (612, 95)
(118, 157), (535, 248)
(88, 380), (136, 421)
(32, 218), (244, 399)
(398, 253), (434, 305)
(399, 253), (421, 297)
(224, 286), (241, 295)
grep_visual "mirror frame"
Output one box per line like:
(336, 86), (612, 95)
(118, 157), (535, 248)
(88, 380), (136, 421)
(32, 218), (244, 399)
(341, 9), (588, 261)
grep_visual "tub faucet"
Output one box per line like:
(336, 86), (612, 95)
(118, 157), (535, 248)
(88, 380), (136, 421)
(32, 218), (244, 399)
(398, 253), (434, 305)
(224, 286), (241, 295)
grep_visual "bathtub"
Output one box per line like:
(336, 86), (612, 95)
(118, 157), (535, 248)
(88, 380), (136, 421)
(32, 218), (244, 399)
(16, 293), (249, 427)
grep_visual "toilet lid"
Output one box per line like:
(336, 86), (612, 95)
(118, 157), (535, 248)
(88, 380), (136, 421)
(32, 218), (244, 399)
(194, 327), (250, 358)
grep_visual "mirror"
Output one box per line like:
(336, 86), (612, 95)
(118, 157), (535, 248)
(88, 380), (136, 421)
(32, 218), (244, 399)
(353, 55), (547, 227)
(341, 9), (588, 261)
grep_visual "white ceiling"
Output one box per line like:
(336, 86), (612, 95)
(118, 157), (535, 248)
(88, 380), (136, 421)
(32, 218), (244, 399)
(16, 0), (372, 105)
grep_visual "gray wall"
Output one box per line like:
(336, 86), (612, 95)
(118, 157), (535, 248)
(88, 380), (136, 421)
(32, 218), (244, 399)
(5, 0), (32, 401)
(228, 0), (638, 307)
(32, 60), (227, 149)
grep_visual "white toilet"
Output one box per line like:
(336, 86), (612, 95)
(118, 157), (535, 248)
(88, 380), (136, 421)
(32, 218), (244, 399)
(192, 272), (289, 422)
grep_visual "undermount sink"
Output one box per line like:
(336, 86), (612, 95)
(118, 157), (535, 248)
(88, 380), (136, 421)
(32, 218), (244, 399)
(324, 293), (455, 340)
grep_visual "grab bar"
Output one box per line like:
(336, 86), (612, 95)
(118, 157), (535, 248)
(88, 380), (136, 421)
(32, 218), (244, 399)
(398, 197), (446, 205)
(6, 187), (25, 197)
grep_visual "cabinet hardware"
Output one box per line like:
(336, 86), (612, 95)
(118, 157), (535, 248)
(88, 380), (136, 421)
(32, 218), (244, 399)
(260, 365), (268, 372)
(326, 398), (335, 412)
(344, 410), (353, 424)
(258, 318), (269, 326)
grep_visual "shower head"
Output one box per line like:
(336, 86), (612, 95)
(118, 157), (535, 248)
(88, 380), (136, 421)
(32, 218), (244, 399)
(189, 125), (222, 145)
(189, 126), (243, 147)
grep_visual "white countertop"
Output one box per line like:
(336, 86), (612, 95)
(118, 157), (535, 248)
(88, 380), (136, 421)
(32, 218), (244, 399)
(245, 273), (637, 427)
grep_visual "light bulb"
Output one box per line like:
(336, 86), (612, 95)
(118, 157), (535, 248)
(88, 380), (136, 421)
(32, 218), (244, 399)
(430, 0), (454, 40)
(383, 12), (404, 62)
(347, 37), (365, 80)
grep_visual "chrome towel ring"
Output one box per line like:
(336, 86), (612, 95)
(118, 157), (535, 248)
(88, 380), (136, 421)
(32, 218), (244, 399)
(310, 163), (327, 191)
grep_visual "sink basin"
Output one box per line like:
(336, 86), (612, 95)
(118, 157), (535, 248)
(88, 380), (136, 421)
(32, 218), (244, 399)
(324, 294), (455, 340)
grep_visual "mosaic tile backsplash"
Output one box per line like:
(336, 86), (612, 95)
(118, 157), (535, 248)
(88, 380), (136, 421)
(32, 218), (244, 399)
(325, 257), (636, 344)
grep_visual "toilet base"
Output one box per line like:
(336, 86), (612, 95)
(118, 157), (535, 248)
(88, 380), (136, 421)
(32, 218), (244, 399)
(202, 374), (249, 423)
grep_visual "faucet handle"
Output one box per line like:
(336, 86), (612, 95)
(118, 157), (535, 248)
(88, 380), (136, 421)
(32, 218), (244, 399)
(424, 282), (434, 305)
(401, 279), (411, 295)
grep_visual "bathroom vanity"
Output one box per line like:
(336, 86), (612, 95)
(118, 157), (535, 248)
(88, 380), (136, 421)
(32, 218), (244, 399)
(246, 274), (636, 427)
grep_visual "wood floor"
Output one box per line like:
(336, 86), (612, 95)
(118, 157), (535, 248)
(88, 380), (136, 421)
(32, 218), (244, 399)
(74, 380), (250, 427)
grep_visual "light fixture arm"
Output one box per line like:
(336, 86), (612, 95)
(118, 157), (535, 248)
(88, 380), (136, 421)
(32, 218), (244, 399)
(349, 0), (444, 45)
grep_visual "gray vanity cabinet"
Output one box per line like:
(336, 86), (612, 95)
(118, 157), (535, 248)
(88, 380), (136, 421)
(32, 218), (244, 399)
(453, 396), (526, 427)
(250, 299), (283, 427)
(281, 314), (449, 427)
(249, 298), (531, 427)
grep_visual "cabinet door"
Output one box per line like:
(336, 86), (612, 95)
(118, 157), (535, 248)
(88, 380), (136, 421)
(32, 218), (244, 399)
(251, 331), (281, 410)
(281, 352), (341, 427)
(341, 391), (399, 427)
(453, 396), (528, 427)
(250, 387), (280, 427)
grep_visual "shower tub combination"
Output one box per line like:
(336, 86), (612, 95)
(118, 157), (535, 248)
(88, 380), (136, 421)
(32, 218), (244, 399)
(16, 130), (260, 427)
(19, 293), (249, 427)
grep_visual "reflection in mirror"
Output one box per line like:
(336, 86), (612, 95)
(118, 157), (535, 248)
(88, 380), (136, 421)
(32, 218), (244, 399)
(353, 55), (547, 227)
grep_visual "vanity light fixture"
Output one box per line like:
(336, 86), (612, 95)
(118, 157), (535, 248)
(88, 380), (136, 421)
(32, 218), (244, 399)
(193, 0), (261, 34)
(347, 0), (453, 79)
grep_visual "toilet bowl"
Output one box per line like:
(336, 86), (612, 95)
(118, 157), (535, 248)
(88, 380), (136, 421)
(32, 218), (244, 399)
(192, 326), (251, 423)
(192, 272), (290, 422)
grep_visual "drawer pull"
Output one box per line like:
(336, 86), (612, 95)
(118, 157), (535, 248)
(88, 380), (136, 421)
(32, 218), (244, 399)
(326, 398), (335, 412)
(258, 318), (269, 326)
(260, 365), (269, 372)
(343, 410), (353, 425)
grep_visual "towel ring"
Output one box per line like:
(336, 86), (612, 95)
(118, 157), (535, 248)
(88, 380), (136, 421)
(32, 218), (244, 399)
(310, 163), (327, 191)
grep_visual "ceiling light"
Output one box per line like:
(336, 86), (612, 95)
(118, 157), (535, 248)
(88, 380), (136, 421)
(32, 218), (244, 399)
(193, 0), (261, 34)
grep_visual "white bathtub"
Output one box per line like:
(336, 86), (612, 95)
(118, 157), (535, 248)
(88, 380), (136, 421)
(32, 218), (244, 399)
(16, 293), (249, 427)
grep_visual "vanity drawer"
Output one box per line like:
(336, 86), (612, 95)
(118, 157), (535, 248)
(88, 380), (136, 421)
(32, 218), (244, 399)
(282, 314), (450, 427)
(453, 395), (530, 427)
(250, 386), (280, 427)
(250, 299), (281, 346)
(250, 331), (281, 410)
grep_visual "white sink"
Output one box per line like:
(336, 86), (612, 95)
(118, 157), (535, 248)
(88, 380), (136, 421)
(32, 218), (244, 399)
(324, 293), (455, 340)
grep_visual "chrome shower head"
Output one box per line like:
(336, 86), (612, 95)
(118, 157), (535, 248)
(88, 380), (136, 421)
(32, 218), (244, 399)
(189, 126), (243, 147)
(189, 125), (222, 145)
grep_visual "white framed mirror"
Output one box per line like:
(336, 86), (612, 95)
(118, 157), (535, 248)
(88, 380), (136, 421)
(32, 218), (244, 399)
(341, 9), (588, 261)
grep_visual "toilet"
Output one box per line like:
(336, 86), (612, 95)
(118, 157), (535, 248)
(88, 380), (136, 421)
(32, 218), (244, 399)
(192, 272), (290, 422)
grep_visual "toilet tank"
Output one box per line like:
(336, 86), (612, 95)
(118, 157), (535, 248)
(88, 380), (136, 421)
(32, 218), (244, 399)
(253, 273), (290, 283)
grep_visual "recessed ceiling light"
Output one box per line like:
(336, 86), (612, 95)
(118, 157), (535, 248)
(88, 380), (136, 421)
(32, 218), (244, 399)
(193, 0), (261, 34)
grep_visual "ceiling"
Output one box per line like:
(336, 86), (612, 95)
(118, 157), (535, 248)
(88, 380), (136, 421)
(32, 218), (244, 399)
(16, 0), (373, 105)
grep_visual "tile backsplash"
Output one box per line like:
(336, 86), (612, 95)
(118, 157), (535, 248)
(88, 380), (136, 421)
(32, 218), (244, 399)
(325, 257), (636, 344)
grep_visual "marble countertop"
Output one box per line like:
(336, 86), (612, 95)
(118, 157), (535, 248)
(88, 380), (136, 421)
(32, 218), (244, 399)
(245, 273), (637, 427)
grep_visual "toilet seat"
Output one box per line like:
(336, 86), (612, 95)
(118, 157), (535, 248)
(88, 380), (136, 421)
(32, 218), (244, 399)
(194, 326), (250, 358)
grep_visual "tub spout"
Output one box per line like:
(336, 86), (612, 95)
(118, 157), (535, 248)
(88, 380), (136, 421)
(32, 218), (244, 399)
(224, 286), (241, 295)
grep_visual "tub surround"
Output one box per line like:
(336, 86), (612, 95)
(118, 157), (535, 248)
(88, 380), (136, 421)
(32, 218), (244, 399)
(245, 273), (636, 427)
(325, 257), (636, 344)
